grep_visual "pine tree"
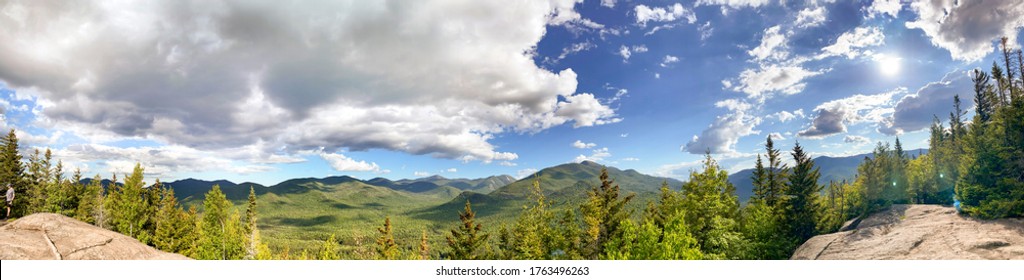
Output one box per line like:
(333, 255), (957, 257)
(376, 216), (398, 260)
(0, 129), (26, 217)
(781, 142), (822, 244)
(446, 200), (489, 260)
(580, 167), (635, 259)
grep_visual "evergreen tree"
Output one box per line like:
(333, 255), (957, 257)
(973, 69), (995, 124)
(580, 167), (635, 259)
(739, 199), (793, 259)
(907, 154), (938, 204)
(153, 187), (196, 256)
(781, 142), (821, 244)
(419, 229), (431, 260)
(553, 209), (582, 260)
(890, 138), (909, 203)
(0, 129), (26, 217)
(196, 185), (245, 260)
(106, 164), (149, 241)
(446, 200), (489, 260)
(244, 186), (258, 259)
(507, 177), (560, 260)
(750, 154), (767, 203)
(319, 234), (340, 260)
(25, 149), (49, 214)
(679, 153), (743, 259)
(74, 175), (103, 224)
(376, 216), (398, 260)
(761, 136), (789, 208)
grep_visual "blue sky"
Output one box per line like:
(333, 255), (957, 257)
(1, 0), (1022, 185)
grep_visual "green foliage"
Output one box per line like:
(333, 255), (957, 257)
(153, 187), (197, 257)
(817, 180), (853, 233)
(739, 200), (794, 259)
(0, 129), (26, 217)
(319, 234), (340, 260)
(419, 229), (431, 260)
(580, 167), (635, 259)
(753, 136), (789, 208)
(195, 185), (246, 260)
(376, 216), (398, 260)
(907, 154), (941, 204)
(446, 200), (489, 260)
(105, 164), (152, 242)
(74, 175), (103, 225)
(678, 153), (743, 259)
(244, 186), (258, 259)
(781, 142), (821, 243)
(603, 213), (702, 260)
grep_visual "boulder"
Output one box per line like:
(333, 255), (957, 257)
(0, 213), (189, 260)
(792, 204), (1024, 260)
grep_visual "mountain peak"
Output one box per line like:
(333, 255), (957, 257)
(578, 160), (602, 167)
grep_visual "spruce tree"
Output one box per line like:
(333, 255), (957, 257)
(244, 186), (258, 259)
(679, 153), (743, 259)
(196, 185), (244, 260)
(154, 187), (195, 255)
(973, 69), (995, 124)
(762, 136), (789, 208)
(781, 142), (822, 244)
(751, 154), (768, 202)
(376, 216), (398, 260)
(446, 200), (489, 260)
(0, 129), (25, 217)
(580, 167), (634, 259)
(106, 164), (149, 241)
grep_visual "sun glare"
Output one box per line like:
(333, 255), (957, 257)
(877, 54), (902, 77)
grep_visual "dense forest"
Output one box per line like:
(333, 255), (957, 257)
(0, 40), (1021, 260)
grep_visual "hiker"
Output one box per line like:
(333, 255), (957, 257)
(5, 183), (13, 219)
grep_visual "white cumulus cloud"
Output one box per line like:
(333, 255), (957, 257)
(572, 140), (597, 149)
(905, 0), (1024, 62)
(0, 0), (617, 168)
(635, 3), (697, 27)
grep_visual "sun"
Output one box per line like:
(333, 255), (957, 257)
(876, 54), (902, 77)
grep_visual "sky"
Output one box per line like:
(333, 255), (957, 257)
(1, 0), (1023, 186)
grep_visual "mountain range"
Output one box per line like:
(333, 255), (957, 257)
(73, 150), (909, 252)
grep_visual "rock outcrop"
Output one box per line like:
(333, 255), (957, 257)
(792, 204), (1024, 260)
(0, 213), (189, 260)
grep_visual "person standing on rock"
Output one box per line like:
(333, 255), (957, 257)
(5, 183), (13, 219)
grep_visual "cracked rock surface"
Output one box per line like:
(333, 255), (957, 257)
(792, 205), (1024, 260)
(0, 213), (189, 260)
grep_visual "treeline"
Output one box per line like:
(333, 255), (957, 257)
(0, 131), (270, 259)
(340, 40), (1024, 260)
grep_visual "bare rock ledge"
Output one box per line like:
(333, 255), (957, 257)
(0, 213), (189, 260)
(792, 204), (1024, 260)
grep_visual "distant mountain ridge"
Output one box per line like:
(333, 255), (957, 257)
(143, 174), (516, 202)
